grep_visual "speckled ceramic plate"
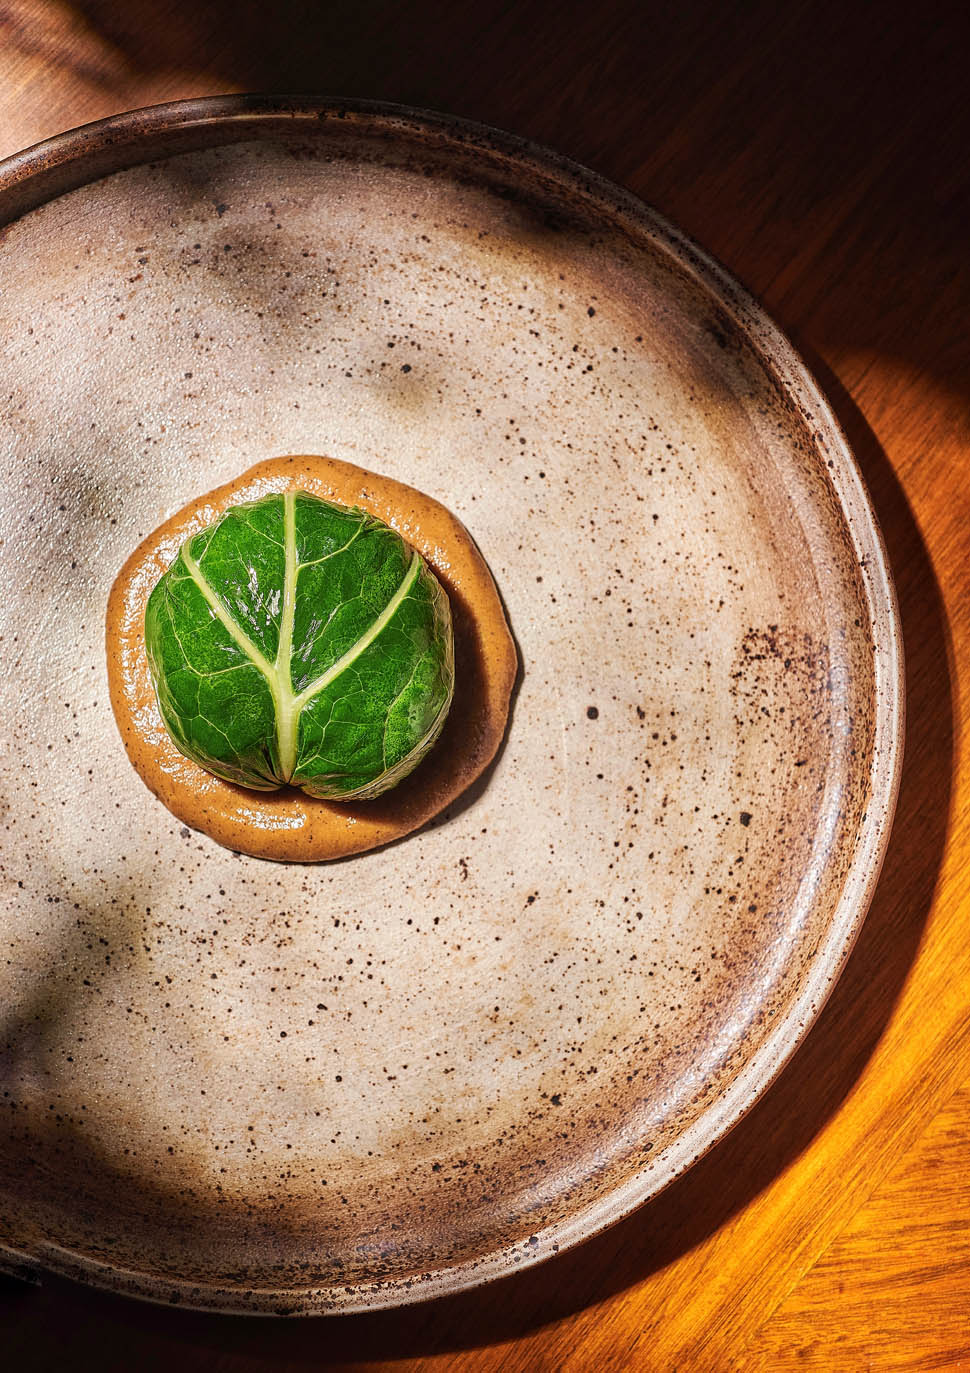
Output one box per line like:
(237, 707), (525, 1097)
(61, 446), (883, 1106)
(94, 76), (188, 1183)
(0, 98), (902, 1314)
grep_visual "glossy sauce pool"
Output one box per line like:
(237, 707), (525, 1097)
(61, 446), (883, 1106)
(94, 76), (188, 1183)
(106, 455), (518, 861)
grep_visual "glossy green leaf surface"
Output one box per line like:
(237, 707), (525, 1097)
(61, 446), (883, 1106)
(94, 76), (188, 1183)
(144, 491), (454, 800)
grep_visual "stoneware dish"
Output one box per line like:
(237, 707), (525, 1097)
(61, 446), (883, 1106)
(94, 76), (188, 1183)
(0, 97), (903, 1314)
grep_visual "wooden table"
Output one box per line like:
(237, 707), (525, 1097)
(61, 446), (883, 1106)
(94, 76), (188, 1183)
(1, 2), (967, 1368)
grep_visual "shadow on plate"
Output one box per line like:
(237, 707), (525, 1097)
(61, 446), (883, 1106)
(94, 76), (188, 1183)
(0, 360), (953, 1369)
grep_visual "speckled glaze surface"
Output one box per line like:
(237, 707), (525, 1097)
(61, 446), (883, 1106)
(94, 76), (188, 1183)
(0, 99), (902, 1314)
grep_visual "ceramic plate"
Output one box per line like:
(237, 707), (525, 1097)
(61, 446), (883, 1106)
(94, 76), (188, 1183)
(0, 98), (903, 1313)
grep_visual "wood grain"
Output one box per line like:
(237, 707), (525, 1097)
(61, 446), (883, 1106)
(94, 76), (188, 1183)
(1, 1), (968, 1368)
(749, 1087), (970, 1372)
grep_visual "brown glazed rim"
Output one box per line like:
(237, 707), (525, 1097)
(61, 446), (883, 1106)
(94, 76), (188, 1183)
(0, 97), (904, 1314)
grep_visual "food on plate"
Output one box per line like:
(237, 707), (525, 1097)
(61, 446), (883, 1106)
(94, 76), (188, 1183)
(145, 490), (454, 801)
(106, 456), (517, 862)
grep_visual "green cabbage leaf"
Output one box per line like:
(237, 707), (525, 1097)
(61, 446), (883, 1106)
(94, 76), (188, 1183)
(144, 490), (454, 800)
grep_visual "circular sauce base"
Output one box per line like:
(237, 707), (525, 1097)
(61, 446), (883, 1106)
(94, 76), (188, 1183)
(106, 455), (517, 861)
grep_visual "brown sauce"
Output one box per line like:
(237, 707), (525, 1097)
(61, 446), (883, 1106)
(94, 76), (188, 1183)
(106, 456), (517, 861)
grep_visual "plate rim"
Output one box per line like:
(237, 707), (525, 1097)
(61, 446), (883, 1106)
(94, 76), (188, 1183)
(0, 94), (905, 1315)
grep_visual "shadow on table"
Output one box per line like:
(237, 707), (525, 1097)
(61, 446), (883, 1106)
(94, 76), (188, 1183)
(7, 1), (970, 414)
(0, 361), (953, 1370)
